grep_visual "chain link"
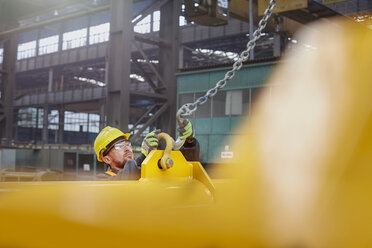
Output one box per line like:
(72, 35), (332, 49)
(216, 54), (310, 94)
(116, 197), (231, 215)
(177, 0), (276, 118)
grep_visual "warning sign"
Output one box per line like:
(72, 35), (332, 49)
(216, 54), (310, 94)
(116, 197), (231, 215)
(221, 145), (234, 159)
(258, 0), (307, 16)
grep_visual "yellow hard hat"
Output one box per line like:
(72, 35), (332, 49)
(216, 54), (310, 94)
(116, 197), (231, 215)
(94, 126), (130, 162)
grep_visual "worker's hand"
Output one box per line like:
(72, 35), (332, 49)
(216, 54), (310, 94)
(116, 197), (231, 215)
(141, 129), (161, 157)
(178, 119), (194, 140)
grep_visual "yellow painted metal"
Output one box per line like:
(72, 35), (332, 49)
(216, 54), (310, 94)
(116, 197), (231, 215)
(156, 132), (174, 169)
(0, 169), (62, 182)
(141, 150), (215, 196)
(0, 18), (371, 247)
(322, 0), (347, 4)
(258, 0), (307, 16)
(229, 0), (251, 21)
(230, 0), (304, 37)
(141, 150), (193, 179)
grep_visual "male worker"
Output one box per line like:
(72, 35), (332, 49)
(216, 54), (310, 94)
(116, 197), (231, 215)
(94, 119), (199, 180)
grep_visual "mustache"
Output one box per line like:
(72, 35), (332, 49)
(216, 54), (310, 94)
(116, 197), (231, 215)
(123, 151), (134, 159)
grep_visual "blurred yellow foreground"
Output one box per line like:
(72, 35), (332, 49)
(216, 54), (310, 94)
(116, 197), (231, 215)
(0, 18), (371, 247)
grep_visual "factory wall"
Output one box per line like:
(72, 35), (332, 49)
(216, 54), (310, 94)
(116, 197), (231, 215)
(177, 61), (277, 164)
(15, 149), (64, 171)
(16, 127), (98, 144)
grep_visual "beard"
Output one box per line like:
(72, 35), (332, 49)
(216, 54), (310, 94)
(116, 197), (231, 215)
(113, 151), (134, 170)
(123, 151), (134, 161)
(112, 156), (126, 170)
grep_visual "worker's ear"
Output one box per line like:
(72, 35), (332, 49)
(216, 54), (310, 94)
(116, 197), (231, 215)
(102, 155), (111, 164)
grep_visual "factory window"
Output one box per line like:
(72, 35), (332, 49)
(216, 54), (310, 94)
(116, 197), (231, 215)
(37, 109), (44, 128)
(39, 35), (59, 55)
(17, 108), (30, 127)
(48, 110), (59, 130)
(62, 28), (87, 50)
(179, 89), (255, 119)
(180, 4), (186, 26)
(64, 112), (99, 133)
(17, 108), (37, 128)
(89, 22), (110, 45)
(17, 40), (36, 60)
(179, 16), (187, 26)
(17, 108), (44, 128)
(179, 93), (195, 118)
(134, 14), (151, 34)
(88, 114), (100, 133)
(250, 87), (262, 114)
(153, 11), (160, 32)
(251, 87), (261, 102)
(0, 48), (3, 64)
(64, 112), (87, 132)
(242, 89), (250, 115)
(251, 87), (263, 105)
(212, 91), (226, 117)
(225, 90), (243, 116)
(217, 0), (229, 17)
(195, 92), (211, 118)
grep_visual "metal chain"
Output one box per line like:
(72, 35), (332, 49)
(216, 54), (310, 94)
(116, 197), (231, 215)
(177, 0), (277, 117)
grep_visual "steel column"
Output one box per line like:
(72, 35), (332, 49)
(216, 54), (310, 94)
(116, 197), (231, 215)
(249, 0), (254, 60)
(106, 0), (133, 131)
(42, 105), (49, 144)
(48, 68), (53, 92)
(157, 0), (180, 137)
(99, 99), (105, 131)
(179, 45), (184, 69)
(58, 106), (64, 144)
(0, 34), (17, 144)
(75, 152), (79, 176)
(273, 33), (281, 57)
(32, 107), (39, 143)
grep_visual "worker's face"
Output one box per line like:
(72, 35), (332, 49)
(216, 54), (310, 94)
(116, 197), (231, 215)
(103, 141), (134, 170)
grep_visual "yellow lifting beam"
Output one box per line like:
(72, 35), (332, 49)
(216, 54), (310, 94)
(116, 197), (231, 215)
(0, 18), (371, 248)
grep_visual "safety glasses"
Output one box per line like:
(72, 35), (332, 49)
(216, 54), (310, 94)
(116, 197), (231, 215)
(112, 140), (131, 150)
(101, 140), (131, 159)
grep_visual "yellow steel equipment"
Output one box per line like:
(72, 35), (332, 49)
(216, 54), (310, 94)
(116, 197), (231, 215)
(258, 0), (307, 16)
(0, 18), (371, 248)
(0, 168), (63, 182)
